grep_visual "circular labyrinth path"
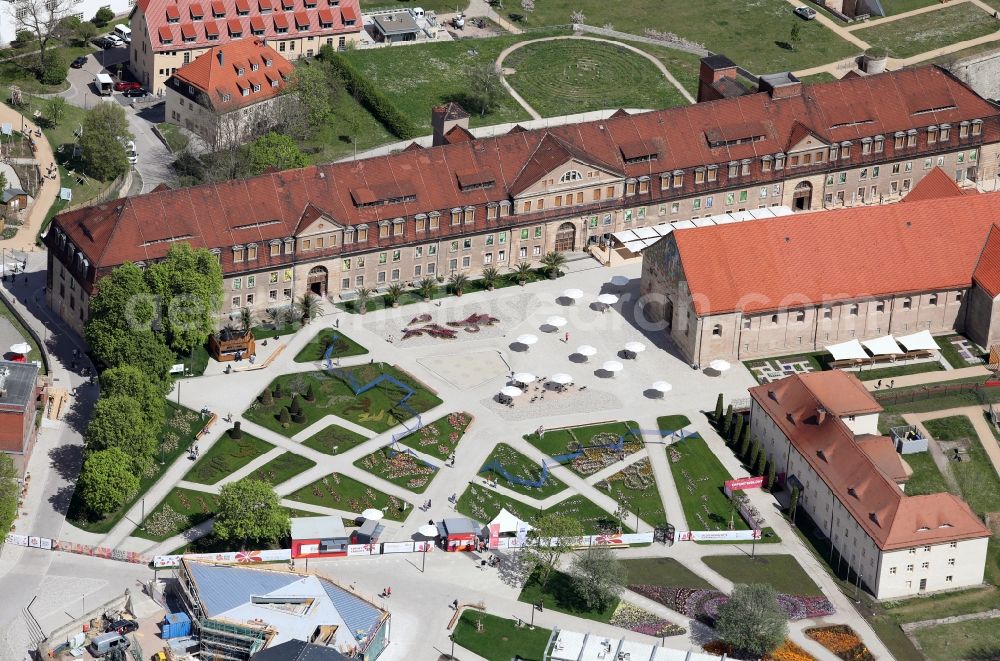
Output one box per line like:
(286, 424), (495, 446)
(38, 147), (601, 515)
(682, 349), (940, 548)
(499, 37), (691, 118)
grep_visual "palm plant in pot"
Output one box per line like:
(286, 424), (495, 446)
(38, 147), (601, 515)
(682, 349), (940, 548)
(481, 266), (501, 291)
(449, 272), (469, 296)
(354, 287), (373, 314)
(385, 283), (405, 308)
(296, 293), (321, 324)
(511, 261), (534, 286)
(417, 277), (438, 302)
(540, 251), (567, 279)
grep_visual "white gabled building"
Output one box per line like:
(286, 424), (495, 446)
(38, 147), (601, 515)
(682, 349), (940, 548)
(748, 370), (990, 599)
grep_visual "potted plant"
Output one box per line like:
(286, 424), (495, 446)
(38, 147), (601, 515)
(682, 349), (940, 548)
(385, 283), (404, 308)
(540, 251), (567, 279)
(481, 266), (500, 291)
(417, 277), (438, 302)
(449, 272), (469, 296)
(354, 287), (373, 314)
(296, 293), (320, 324)
(511, 261), (533, 286)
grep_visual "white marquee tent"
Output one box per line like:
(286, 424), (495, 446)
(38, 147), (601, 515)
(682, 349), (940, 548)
(863, 335), (904, 356)
(896, 329), (938, 352)
(489, 508), (533, 534)
(610, 206), (794, 255)
(826, 339), (868, 361)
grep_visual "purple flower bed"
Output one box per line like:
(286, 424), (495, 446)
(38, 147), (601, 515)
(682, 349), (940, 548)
(629, 585), (835, 623)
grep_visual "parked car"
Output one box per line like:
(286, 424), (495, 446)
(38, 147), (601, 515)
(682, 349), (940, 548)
(122, 87), (148, 98)
(126, 140), (138, 165)
(114, 80), (142, 92)
(794, 6), (817, 19)
(104, 619), (138, 635)
(70, 55), (87, 69)
(92, 36), (115, 49)
(106, 34), (125, 47)
(87, 632), (130, 657)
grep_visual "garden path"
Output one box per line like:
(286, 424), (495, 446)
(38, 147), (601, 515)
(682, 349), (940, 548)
(903, 406), (1000, 484)
(0, 102), (58, 252)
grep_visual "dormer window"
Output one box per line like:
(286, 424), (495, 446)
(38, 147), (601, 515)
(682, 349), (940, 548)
(233, 245), (245, 262)
(190, 2), (204, 19)
(774, 154), (785, 170)
(861, 137), (872, 155)
(559, 170), (582, 183)
(252, 83), (260, 92)
(907, 129), (917, 147)
(940, 124), (950, 141)
(761, 155), (772, 172)
(247, 244), (258, 260)
(927, 125), (938, 144)
(707, 165), (718, 182)
(874, 135), (884, 152)
(972, 119), (983, 136)
(211, 0), (225, 17)
(265, 58), (272, 66)
(960, 121), (970, 138)
(237, 67), (245, 76)
(251, 62), (259, 71)
(220, 92), (231, 103)
(840, 141), (851, 159)
(166, 4), (181, 22)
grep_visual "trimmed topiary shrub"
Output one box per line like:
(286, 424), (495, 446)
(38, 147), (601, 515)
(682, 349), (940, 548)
(278, 407), (291, 428)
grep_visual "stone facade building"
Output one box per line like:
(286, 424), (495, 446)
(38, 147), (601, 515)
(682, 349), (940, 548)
(44, 65), (1000, 337)
(640, 177), (1000, 366)
(749, 371), (990, 599)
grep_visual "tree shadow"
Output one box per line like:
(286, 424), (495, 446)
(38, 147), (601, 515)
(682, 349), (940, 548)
(48, 483), (75, 515)
(47, 440), (82, 482)
(497, 552), (531, 588)
(775, 41), (793, 50)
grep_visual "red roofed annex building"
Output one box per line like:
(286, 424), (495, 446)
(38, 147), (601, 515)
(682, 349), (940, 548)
(45, 66), (1000, 336)
(749, 370), (990, 598)
(640, 174), (1000, 366)
(129, 0), (362, 94)
(165, 39), (292, 148)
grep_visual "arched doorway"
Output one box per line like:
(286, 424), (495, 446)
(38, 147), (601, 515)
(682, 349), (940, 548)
(307, 265), (328, 297)
(554, 222), (576, 252)
(792, 181), (812, 211)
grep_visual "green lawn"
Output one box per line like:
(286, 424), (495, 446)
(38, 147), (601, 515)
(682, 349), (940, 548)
(182, 431), (273, 485)
(923, 415), (1000, 516)
(878, 0), (941, 16)
(452, 611), (551, 661)
(133, 487), (221, 542)
(519, 569), (618, 623)
(855, 361), (943, 381)
(596, 458), (667, 528)
(505, 39), (689, 116)
(854, 3), (999, 58)
(252, 321), (302, 338)
(479, 443), (567, 499)
(300, 423), (370, 455)
(703, 555), (823, 596)
(628, 42), (703, 97)
(914, 618), (1000, 661)
(246, 451), (317, 486)
(66, 403), (205, 534)
(667, 435), (746, 531)
(293, 328), (368, 363)
(287, 472), (411, 521)
(622, 557), (714, 589)
(354, 446), (437, 493)
(657, 415), (692, 434)
(799, 72), (839, 85)
(360, 0), (466, 11)
(883, 585), (1000, 623)
(244, 363), (442, 435)
(901, 450), (950, 496)
(935, 334), (985, 369)
(457, 484), (628, 533)
(395, 411), (472, 460)
(877, 376), (1000, 414)
(0, 44), (91, 93)
(743, 351), (828, 383)
(505, 0), (859, 73)
(156, 122), (189, 154)
(525, 421), (642, 477)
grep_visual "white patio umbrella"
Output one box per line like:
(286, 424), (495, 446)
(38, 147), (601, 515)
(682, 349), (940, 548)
(516, 333), (538, 347)
(418, 524), (438, 537)
(624, 341), (646, 355)
(576, 345), (597, 360)
(602, 360), (624, 374)
(651, 381), (673, 394)
(562, 288), (584, 301)
(362, 508), (384, 521)
(709, 359), (732, 373)
(500, 385), (524, 398)
(549, 373), (573, 385)
(610, 275), (630, 288)
(597, 293), (619, 306)
(9, 342), (30, 355)
(545, 315), (568, 328)
(512, 372), (536, 384)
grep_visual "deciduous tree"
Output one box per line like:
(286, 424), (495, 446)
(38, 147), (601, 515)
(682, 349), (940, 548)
(465, 62), (505, 117)
(100, 365), (168, 428)
(78, 447), (139, 516)
(9, 0), (77, 73)
(522, 513), (583, 588)
(213, 478), (289, 547)
(287, 63), (334, 131)
(716, 584), (788, 657)
(79, 103), (132, 181)
(569, 546), (626, 610)
(238, 132), (306, 178)
(45, 96), (67, 127)
(85, 395), (159, 471)
(145, 243), (224, 354)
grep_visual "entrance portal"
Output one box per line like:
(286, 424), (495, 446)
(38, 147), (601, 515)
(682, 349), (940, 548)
(307, 265), (328, 297)
(792, 181), (813, 211)
(555, 222), (576, 252)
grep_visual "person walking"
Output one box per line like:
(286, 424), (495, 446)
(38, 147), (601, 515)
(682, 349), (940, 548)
(452, 599), (459, 610)
(564, 331), (569, 343)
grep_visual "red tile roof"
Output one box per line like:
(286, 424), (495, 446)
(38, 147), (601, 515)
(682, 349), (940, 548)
(50, 66), (1000, 280)
(158, 25), (175, 42)
(169, 38), (292, 112)
(249, 15), (265, 30)
(341, 4), (356, 20)
(227, 17), (243, 33)
(749, 372), (990, 550)
(672, 192), (1000, 315)
(902, 165), (966, 203)
(137, 0), (361, 52)
(204, 19), (220, 36)
(973, 225), (1000, 297)
(180, 23), (196, 39)
(294, 10), (309, 27)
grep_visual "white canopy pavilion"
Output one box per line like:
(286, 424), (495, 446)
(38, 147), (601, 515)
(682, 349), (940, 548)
(863, 335), (904, 356)
(489, 508), (533, 534)
(826, 339), (868, 361)
(896, 329), (938, 352)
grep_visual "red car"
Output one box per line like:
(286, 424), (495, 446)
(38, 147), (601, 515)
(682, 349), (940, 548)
(114, 81), (142, 92)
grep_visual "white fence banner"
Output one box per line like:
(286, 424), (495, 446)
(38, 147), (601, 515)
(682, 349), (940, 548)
(39, 538), (52, 550)
(152, 548), (291, 568)
(5, 533), (28, 547)
(347, 544), (377, 556)
(674, 530), (762, 542)
(381, 542), (415, 554)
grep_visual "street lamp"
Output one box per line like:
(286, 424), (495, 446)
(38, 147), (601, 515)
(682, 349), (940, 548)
(449, 634), (455, 660)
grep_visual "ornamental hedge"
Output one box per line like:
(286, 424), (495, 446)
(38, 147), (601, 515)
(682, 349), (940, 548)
(321, 47), (419, 140)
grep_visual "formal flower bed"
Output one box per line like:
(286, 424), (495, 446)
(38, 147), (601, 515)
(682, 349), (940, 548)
(804, 625), (874, 661)
(629, 586), (835, 623)
(608, 603), (685, 637)
(705, 640), (816, 661)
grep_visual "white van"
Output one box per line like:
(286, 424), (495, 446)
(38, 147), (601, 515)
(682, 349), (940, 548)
(87, 632), (130, 657)
(114, 24), (132, 43)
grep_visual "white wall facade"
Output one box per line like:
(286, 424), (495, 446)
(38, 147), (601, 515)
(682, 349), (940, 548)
(1, 2), (132, 46)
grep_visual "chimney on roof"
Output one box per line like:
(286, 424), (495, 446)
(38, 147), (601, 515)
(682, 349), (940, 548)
(697, 53), (738, 103)
(431, 102), (469, 147)
(217, 50), (224, 67)
(816, 407), (827, 425)
(758, 72), (802, 100)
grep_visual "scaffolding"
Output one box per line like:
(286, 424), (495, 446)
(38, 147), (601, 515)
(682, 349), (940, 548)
(196, 618), (272, 661)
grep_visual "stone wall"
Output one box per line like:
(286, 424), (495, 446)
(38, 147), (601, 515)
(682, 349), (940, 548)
(947, 48), (1000, 102)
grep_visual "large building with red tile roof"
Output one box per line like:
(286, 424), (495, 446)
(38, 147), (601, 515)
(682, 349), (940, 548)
(640, 179), (1000, 366)
(165, 38), (292, 147)
(44, 65), (1000, 336)
(749, 370), (991, 598)
(128, 0), (362, 94)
